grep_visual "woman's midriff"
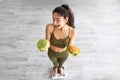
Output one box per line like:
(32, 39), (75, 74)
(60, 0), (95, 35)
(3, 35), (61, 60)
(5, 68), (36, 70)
(50, 45), (67, 53)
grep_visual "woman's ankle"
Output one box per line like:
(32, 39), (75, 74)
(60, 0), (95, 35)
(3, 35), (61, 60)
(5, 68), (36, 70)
(52, 67), (58, 76)
(59, 67), (65, 76)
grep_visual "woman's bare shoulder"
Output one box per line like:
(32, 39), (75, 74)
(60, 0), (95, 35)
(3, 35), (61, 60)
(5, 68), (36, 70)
(70, 27), (76, 33)
(46, 23), (54, 32)
(46, 23), (54, 28)
(69, 27), (76, 37)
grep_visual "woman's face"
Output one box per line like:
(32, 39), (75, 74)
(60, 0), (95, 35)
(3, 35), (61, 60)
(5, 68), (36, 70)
(52, 12), (68, 28)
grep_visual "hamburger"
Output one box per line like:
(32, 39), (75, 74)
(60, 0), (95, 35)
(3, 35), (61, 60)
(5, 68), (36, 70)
(68, 46), (80, 56)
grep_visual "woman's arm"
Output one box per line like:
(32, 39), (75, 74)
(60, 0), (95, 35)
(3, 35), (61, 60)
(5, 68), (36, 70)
(68, 28), (77, 46)
(45, 24), (53, 42)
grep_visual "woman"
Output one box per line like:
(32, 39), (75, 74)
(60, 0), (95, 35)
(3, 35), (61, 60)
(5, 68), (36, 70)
(45, 4), (76, 76)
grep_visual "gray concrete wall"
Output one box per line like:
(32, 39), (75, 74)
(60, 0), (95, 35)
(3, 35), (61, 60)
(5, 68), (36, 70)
(0, 0), (120, 80)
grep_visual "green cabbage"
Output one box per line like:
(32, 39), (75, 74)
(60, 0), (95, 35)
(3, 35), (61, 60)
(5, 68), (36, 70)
(37, 39), (50, 51)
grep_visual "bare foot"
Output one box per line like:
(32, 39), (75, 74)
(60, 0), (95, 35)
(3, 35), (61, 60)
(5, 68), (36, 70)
(59, 67), (65, 76)
(52, 68), (58, 76)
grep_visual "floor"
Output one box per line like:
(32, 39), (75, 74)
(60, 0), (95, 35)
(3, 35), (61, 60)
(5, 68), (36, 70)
(0, 0), (120, 80)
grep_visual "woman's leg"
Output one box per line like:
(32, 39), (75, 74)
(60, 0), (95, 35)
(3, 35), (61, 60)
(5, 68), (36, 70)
(58, 51), (69, 67)
(48, 48), (59, 68)
(58, 51), (69, 76)
(48, 48), (59, 76)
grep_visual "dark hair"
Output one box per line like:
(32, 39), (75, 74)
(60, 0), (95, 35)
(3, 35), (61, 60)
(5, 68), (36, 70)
(52, 4), (75, 28)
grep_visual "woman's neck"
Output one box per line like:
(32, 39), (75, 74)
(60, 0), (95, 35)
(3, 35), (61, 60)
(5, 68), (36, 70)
(57, 25), (69, 32)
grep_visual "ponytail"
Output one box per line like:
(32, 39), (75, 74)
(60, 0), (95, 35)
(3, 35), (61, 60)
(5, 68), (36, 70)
(52, 4), (75, 28)
(61, 4), (75, 28)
